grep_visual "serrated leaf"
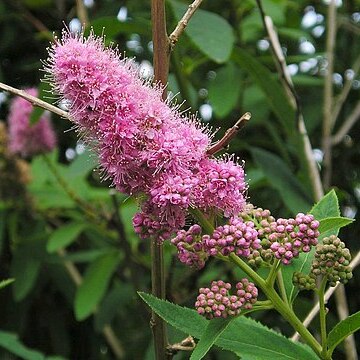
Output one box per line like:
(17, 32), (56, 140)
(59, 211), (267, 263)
(233, 49), (295, 135)
(75, 251), (121, 321)
(283, 190), (343, 302)
(0, 330), (45, 360)
(319, 217), (354, 234)
(190, 318), (231, 360)
(170, 0), (234, 63)
(310, 189), (340, 219)
(327, 311), (360, 355)
(0, 278), (15, 290)
(251, 147), (312, 213)
(47, 222), (86, 253)
(208, 63), (241, 118)
(138, 293), (318, 360)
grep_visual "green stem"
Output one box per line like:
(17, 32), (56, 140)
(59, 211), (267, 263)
(277, 269), (290, 307)
(266, 260), (280, 287)
(151, 238), (169, 360)
(189, 207), (214, 234)
(318, 276), (329, 358)
(191, 209), (322, 356)
(229, 253), (322, 357)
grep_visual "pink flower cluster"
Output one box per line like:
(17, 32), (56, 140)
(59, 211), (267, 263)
(45, 31), (247, 240)
(8, 88), (56, 157)
(203, 216), (260, 257)
(195, 279), (258, 319)
(171, 224), (208, 269)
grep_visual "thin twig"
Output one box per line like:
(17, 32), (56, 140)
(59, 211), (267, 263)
(255, 3), (324, 201)
(331, 53), (360, 126)
(322, 0), (337, 190)
(57, 248), (125, 358)
(332, 100), (360, 145)
(291, 250), (360, 341)
(0, 82), (69, 119)
(76, 0), (89, 27)
(169, 0), (204, 48)
(167, 336), (196, 353)
(207, 112), (251, 155)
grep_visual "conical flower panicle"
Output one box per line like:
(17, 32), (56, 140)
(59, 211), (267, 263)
(45, 31), (247, 239)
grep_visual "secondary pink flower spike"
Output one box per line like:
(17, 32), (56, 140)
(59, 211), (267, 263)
(8, 88), (56, 157)
(45, 30), (247, 239)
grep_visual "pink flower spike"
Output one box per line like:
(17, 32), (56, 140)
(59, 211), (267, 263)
(8, 88), (57, 157)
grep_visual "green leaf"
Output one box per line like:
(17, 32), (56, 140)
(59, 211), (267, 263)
(0, 278), (15, 290)
(251, 147), (312, 213)
(139, 293), (318, 360)
(74, 251), (121, 321)
(283, 190), (342, 302)
(169, 0), (235, 63)
(0, 330), (45, 360)
(89, 16), (151, 38)
(233, 49), (295, 135)
(310, 189), (340, 219)
(327, 311), (360, 355)
(47, 222), (86, 253)
(319, 217), (354, 234)
(190, 318), (231, 360)
(208, 63), (241, 118)
(11, 244), (43, 301)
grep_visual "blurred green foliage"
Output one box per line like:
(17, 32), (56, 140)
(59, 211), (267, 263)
(0, 0), (359, 359)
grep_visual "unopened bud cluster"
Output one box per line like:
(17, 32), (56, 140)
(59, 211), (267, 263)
(311, 235), (353, 286)
(292, 272), (316, 291)
(203, 216), (261, 257)
(240, 208), (320, 265)
(195, 279), (258, 319)
(171, 224), (208, 269)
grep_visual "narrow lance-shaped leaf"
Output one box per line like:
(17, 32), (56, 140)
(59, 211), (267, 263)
(251, 147), (312, 214)
(47, 222), (86, 253)
(233, 49), (295, 135)
(74, 251), (121, 321)
(327, 311), (360, 355)
(138, 292), (319, 360)
(0, 330), (45, 360)
(190, 318), (232, 360)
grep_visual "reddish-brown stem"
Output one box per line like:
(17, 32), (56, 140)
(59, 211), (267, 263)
(207, 112), (251, 156)
(150, 0), (171, 359)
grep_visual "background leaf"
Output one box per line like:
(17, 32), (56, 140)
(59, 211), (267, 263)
(0, 331), (44, 360)
(169, 0), (235, 63)
(251, 147), (312, 213)
(47, 222), (86, 253)
(74, 251), (121, 321)
(208, 62), (242, 118)
(233, 49), (295, 135)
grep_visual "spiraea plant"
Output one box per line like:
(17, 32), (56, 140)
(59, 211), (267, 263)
(41, 31), (358, 360)
(0, 2), (359, 359)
